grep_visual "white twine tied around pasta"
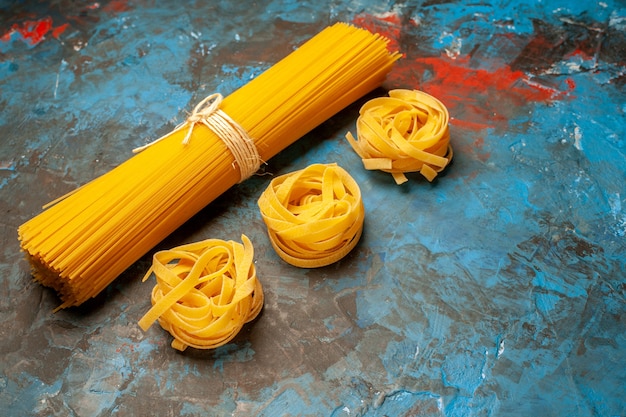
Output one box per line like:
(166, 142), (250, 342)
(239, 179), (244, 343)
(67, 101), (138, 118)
(133, 93), (262, 182)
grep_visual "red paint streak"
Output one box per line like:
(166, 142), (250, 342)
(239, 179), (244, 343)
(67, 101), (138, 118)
(388, 54), (575, 131)
(103, 0), (131, 13)
(568, 48), (594, 61)
(116, 342), (136, 353)
(472, 137), (491, 162)
(353, 12), (416, 55)
(16, 17), (52, 45)
(418, 55), (557, 101)
(1, 17), (68, 45)
(565, 78), (576, 90)
(52, 23), (69, 39)
(450, 118), (493, 131)
(353, 13), (576, 134)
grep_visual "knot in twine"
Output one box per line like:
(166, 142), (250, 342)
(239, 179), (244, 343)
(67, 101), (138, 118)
(345, 89), (453, 184)
(133, 93), (261, 182)
(258, 163), (365, 268)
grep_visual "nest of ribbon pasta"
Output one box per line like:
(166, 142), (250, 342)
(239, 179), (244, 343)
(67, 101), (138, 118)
(258, 163), (365, 268)
(346, 89), (453, 184)
(138, 235), (263, 351)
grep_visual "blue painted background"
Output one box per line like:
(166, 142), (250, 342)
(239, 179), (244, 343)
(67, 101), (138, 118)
(1, 1), (624, 416)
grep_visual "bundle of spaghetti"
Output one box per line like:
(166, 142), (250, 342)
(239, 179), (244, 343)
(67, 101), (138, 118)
(345, 89), (453, 184)
(258, 163), (364, 268)
(137, 235), (263, 351)
(17, 23), (401, 309)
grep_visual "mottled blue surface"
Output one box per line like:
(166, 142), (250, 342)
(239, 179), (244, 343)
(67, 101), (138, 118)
(1, 1), (625, 416)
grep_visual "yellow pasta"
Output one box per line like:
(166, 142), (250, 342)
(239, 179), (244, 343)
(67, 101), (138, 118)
(138, 235), (263, 351)
(258, 163), (364, 268)
(17, 23), (400, 309)
(346, 89), (453, 184)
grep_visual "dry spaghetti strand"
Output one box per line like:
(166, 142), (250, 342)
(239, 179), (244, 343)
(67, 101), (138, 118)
(346, 89), (453, 184)
(17, 23), (400, 309)
(138, 235), (263, 351)
(258, 163), (365, 268)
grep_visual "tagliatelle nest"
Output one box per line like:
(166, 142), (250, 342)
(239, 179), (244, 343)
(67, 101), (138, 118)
(258, 163), (364, 268)
(138, 235), (263, 351)
(346, 89), (453, 184)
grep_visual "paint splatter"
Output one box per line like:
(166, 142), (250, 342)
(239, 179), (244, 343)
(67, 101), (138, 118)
(353, 13), (576, 131)
(0, 1), (132, 49)
(103, 0), (131, 13)
(389, 54), (576, 130)
(0, 17), (68, 46)
(353, 11), (415, 54)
